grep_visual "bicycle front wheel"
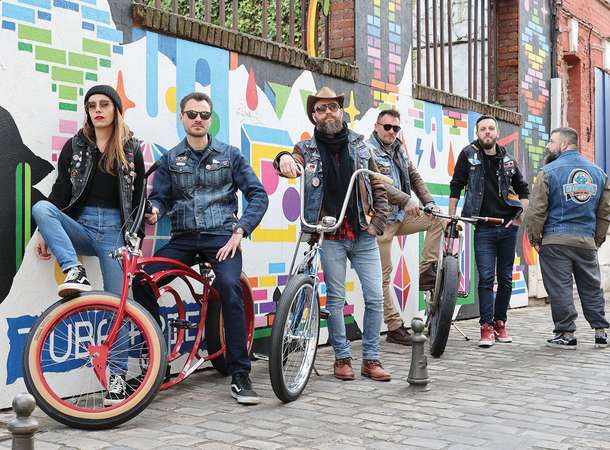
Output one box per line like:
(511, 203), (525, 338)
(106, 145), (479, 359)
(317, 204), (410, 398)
(269, 274), (320, 403)
(428, 255), (459, 357)
(23, 292), (167, 430)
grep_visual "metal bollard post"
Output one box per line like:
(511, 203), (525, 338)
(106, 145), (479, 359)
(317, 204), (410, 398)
(8, 393), (38, 450)
(407, 318), (430, 387)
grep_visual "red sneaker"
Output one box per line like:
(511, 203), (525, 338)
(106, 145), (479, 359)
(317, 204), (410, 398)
(479, 324), (495, 348)
(493, 320), (513, 343)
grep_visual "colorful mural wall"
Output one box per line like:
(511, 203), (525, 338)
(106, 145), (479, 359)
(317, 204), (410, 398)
(519, 0), (552, 268)
(0, 0), (528, 406)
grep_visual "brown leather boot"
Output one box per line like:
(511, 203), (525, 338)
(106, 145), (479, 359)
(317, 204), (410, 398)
(361, 359), (391, 382)
(333, 357), (355, 380)
(386, 324), (413, 346)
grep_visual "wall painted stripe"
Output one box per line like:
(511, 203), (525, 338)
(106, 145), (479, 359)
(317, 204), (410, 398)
(37, 11), (51, 20)
(35, 45), (66, 64)
(96, 25), (122, 43)
(51, 66), (83, 84)
(59, 120), (78, 134)
(35, 63), (49, 73)
(268, 262), (286, 274)
(18, 24), (51, 43)
(68, 52), (96, 70)
(2, 3), (36, 24)
(24, 164), (31, 259)
(81, 5), (109, 23)
(53, 0), (78, 12)
(99, 58), (110, 68)
(18, 42), (32, 52)
(85, 72), (97, 81)
(58, 85), (77, 101)
(2, 21), (17, 31)
(15, 164), (23, 270)
(81, 21), (94, 31)
(59, 102), (77, 111)
(19, 0), (51, 9)
(82, 37), (110, 56)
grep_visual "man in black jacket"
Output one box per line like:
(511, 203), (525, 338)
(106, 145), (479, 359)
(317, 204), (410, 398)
(449, 115), (529, 348)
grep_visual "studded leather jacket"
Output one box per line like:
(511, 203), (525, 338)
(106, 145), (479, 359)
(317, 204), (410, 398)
(47, 131), (144, 233)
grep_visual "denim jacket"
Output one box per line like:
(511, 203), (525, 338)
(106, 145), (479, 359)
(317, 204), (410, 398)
(526, 149), (610, 248)
(273, 129), (388, 234)
(452, 142), (524, 218)
(150, 137), (268, 236)
(367, 133), (434, 224)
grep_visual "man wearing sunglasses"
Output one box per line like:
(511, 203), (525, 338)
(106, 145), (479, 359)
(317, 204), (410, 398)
(274, 86), (391, 382)
(368, 109), (444, 346)
(134, 92), (269, 405)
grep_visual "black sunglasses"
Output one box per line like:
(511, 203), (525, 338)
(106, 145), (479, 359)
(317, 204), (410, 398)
(378, 123), (401, 133)
(184, 110), (212, 120)
(314, 102), (340, 113)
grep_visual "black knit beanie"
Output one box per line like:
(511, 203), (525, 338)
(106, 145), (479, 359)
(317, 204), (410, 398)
(84, 85), (123, 114)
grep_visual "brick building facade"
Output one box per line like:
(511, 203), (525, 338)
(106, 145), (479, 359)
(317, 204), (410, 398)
(554, 0), (610, 161)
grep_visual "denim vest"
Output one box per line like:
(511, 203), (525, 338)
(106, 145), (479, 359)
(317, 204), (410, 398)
(68, 133), (138, 230)
(542, 149), (605, 239)
(299, 130), (374, 228)
(367, 134), (410, 224)
(159, 137), (267, 235)
(461, 144), (523, 218)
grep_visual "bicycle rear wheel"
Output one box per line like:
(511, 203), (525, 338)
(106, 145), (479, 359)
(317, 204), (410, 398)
(269, 274), (319, 403)
(23, 292), (167, 430)
(428, 255), (459, 357)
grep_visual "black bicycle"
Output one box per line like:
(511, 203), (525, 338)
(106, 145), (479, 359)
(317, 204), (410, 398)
(421, 206), (503, 357)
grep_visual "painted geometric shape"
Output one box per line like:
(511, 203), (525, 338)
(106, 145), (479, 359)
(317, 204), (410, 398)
(392, 255), (411, 311)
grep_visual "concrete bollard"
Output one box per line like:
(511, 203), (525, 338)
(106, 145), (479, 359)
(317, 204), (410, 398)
(8, 394), (38, 450)
(407, 318), (430, 386)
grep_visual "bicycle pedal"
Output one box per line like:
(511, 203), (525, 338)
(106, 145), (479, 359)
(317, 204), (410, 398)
(168, 319), (196, 329)
(320, 308), (330, 320)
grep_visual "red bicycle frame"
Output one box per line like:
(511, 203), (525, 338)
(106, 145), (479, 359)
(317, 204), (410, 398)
(87, 247), (255, 391)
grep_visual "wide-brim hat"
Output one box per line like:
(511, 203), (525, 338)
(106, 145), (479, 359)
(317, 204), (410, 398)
(306, 86), (345, 125)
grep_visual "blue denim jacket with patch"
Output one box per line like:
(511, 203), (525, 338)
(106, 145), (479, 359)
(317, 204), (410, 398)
(542, 149), (605, 239)
(150, 137), (268, 236)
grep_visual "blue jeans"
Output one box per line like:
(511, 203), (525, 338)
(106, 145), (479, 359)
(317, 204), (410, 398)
(32, 201), (129, 375)
(319, 233), (384, 360)
(32, 201), (124, 294)
(473, 225), (518, 325)
(132, 233), (251, 375)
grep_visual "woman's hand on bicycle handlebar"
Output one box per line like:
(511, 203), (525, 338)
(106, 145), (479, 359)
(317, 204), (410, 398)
(279, 154), (302, 178)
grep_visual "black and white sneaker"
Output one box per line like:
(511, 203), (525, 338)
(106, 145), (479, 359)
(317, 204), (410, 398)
(230, 373), (260, 405)
(546, 333), (577, 349)
(58, 265), (91, 297)
(594, 330), (608, 349)
(103, 374), (126, 406)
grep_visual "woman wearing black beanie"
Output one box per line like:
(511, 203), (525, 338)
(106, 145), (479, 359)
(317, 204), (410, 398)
(31, 84), (144, 404)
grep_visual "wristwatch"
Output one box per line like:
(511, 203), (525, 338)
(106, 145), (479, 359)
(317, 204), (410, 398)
(233, 227), (245, 236)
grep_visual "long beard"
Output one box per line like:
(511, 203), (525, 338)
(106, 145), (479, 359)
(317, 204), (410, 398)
(317, 117), (343, 135)
(543, 151), (559, 165)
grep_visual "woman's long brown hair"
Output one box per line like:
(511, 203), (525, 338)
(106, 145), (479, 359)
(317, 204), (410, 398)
(83, 103), (132, 174)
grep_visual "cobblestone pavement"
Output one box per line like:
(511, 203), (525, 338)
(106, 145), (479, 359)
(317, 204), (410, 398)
(2, 301), (610, 450)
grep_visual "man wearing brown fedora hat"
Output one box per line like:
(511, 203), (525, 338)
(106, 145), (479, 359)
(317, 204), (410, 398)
(273, 86), (392, 382)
